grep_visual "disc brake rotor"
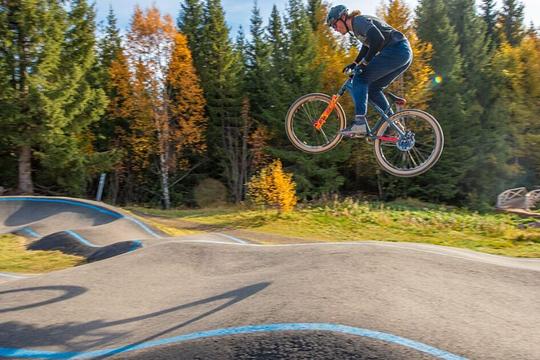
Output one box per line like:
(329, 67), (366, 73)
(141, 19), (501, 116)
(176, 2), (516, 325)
(397, 131), (415, 151)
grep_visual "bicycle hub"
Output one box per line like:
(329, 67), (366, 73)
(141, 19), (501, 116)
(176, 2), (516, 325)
(397, 131), (416, 152)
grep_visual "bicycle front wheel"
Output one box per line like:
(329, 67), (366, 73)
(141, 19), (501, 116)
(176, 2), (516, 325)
(374, 109), (444, 177)
(285, 93), (346, 154)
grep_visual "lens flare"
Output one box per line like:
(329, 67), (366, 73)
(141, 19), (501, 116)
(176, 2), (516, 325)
(434, 76), (443, 84)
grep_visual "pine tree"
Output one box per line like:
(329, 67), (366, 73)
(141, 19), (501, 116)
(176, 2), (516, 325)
(413, 0), (473, 203)
(99, 6), (122, 71)
(86, 7), (132, 203)
(246, 2), (274, 124)
(235, 25), (248, 89)
(267, 5), (289, 77)
(498, 0), (525, 46)
(0, 1), (65, 193)
(198, 0), (246, 202)
(480, 0), (499, 48)
(264, 0), (348, 200)
(94, 7), (125, 153)
(177, 0), (205, 67)
(0, 0), (107, 194)
(285, 0), (320, 94)
(37, 0), (109, 194)
(447, 0), (513, 207)
(265, 5), (291, 130)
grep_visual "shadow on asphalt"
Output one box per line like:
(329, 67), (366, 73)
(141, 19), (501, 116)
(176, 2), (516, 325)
(93, 282), (271, 359)
(0, 282), (271, 355)
(0, 285), (87, 313)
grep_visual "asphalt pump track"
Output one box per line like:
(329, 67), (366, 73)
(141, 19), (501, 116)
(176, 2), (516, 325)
(1, 196), (539, 359)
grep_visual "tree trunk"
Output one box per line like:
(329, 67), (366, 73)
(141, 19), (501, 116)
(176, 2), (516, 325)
(376, 169), (384, 200)
(160, 152), (171, 209)
(18, 145), (33, 194)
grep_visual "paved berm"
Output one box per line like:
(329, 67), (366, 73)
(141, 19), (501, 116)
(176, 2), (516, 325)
(1, 196), (539, 359)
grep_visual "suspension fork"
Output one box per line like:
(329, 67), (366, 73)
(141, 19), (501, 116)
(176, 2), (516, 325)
(313, 77), (352, 130)
(313, 94), (341, 130)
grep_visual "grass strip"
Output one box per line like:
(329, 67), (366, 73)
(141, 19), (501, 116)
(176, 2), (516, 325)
(0, 234), (84, 274)
(128, 199), (540, 258)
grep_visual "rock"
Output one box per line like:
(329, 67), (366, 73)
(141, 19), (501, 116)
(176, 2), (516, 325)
(518, 222), (540, 229)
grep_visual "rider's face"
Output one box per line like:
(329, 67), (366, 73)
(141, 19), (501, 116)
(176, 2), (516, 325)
(332, 17), (347, 35)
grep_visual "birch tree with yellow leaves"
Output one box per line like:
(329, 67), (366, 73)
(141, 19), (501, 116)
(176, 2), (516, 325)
(125, 6), (206, 208)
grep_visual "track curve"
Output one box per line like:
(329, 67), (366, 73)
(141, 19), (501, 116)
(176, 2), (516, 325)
(1, 197), (539, 359)
(0, 196), (162, 261)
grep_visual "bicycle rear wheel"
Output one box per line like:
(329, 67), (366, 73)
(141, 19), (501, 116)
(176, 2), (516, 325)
(374, 109), (444, 177)
(285, 93), (346, 154)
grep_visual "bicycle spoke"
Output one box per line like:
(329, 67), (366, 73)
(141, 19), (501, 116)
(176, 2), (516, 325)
(408, 151), (419, 167)
(303, 102), (314, 122)
(372, 109), (443, 176)
(413, 144), (432, 158)
(307, 101), (322, 123)
(319, 127), (330, 144)
(412, 147), (427, 163)
(301, 106), (313, 126)
(415, 141), (435, 150)
(288, 96), (344, 151)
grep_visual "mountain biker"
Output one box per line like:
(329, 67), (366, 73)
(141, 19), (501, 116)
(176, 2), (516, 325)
(326, 5), (413, 137)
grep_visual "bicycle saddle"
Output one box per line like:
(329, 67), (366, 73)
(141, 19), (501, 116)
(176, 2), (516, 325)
(386, 92), (407, 106)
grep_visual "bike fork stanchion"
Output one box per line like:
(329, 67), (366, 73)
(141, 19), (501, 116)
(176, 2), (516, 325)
(313, 95), (340, 130)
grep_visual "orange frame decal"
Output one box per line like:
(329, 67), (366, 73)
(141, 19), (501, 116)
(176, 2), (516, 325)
(313, 95), (339, 130)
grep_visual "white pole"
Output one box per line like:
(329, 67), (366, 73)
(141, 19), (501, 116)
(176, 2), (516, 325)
(96, 173), (107, 201)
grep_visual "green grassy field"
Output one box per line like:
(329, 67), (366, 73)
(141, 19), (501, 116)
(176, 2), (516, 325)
(130, 198), (540, 258)
(0, 234), (84, 273)
(2, 198), (537, 275)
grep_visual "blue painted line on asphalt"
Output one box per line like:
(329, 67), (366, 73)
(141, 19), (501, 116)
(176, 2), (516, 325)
(128, 240), (143, 252)
(0, 273), (27, 279)
(20, 227), (40, 238)
(64, 231), (144, 252)
(0, 323), (468, 359)
(215, 232), (249, 244)
(0, 198), (122, 218)
(0, 197), (161, 239)
(123, 217), (161, 239)
(64, 230), (101, 248)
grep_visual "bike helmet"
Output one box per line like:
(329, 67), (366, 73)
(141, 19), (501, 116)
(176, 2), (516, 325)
(326, 5), (348, 27)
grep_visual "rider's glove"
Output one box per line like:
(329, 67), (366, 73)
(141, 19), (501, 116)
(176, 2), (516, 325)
(342, 62), (357, 74)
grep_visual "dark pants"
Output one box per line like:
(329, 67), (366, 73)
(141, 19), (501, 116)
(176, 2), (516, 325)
(348, 39), (413, 116)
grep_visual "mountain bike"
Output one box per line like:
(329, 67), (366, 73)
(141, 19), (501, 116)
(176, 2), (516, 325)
(285, 71), (444, 177)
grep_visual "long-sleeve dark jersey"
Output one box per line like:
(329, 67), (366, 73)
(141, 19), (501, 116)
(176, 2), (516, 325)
(351, 15), (405, 65)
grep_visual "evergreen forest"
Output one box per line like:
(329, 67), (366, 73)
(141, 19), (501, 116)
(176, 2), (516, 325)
(0, 0), (538, 210)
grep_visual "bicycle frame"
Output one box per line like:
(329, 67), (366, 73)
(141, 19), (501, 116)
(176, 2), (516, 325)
(315, 76), (406, 142)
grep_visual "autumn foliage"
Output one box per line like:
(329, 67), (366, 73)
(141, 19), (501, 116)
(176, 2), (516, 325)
(114, 6), (206, 208)
(247, 159), (298, 213)
(378, 0), (434, 109)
